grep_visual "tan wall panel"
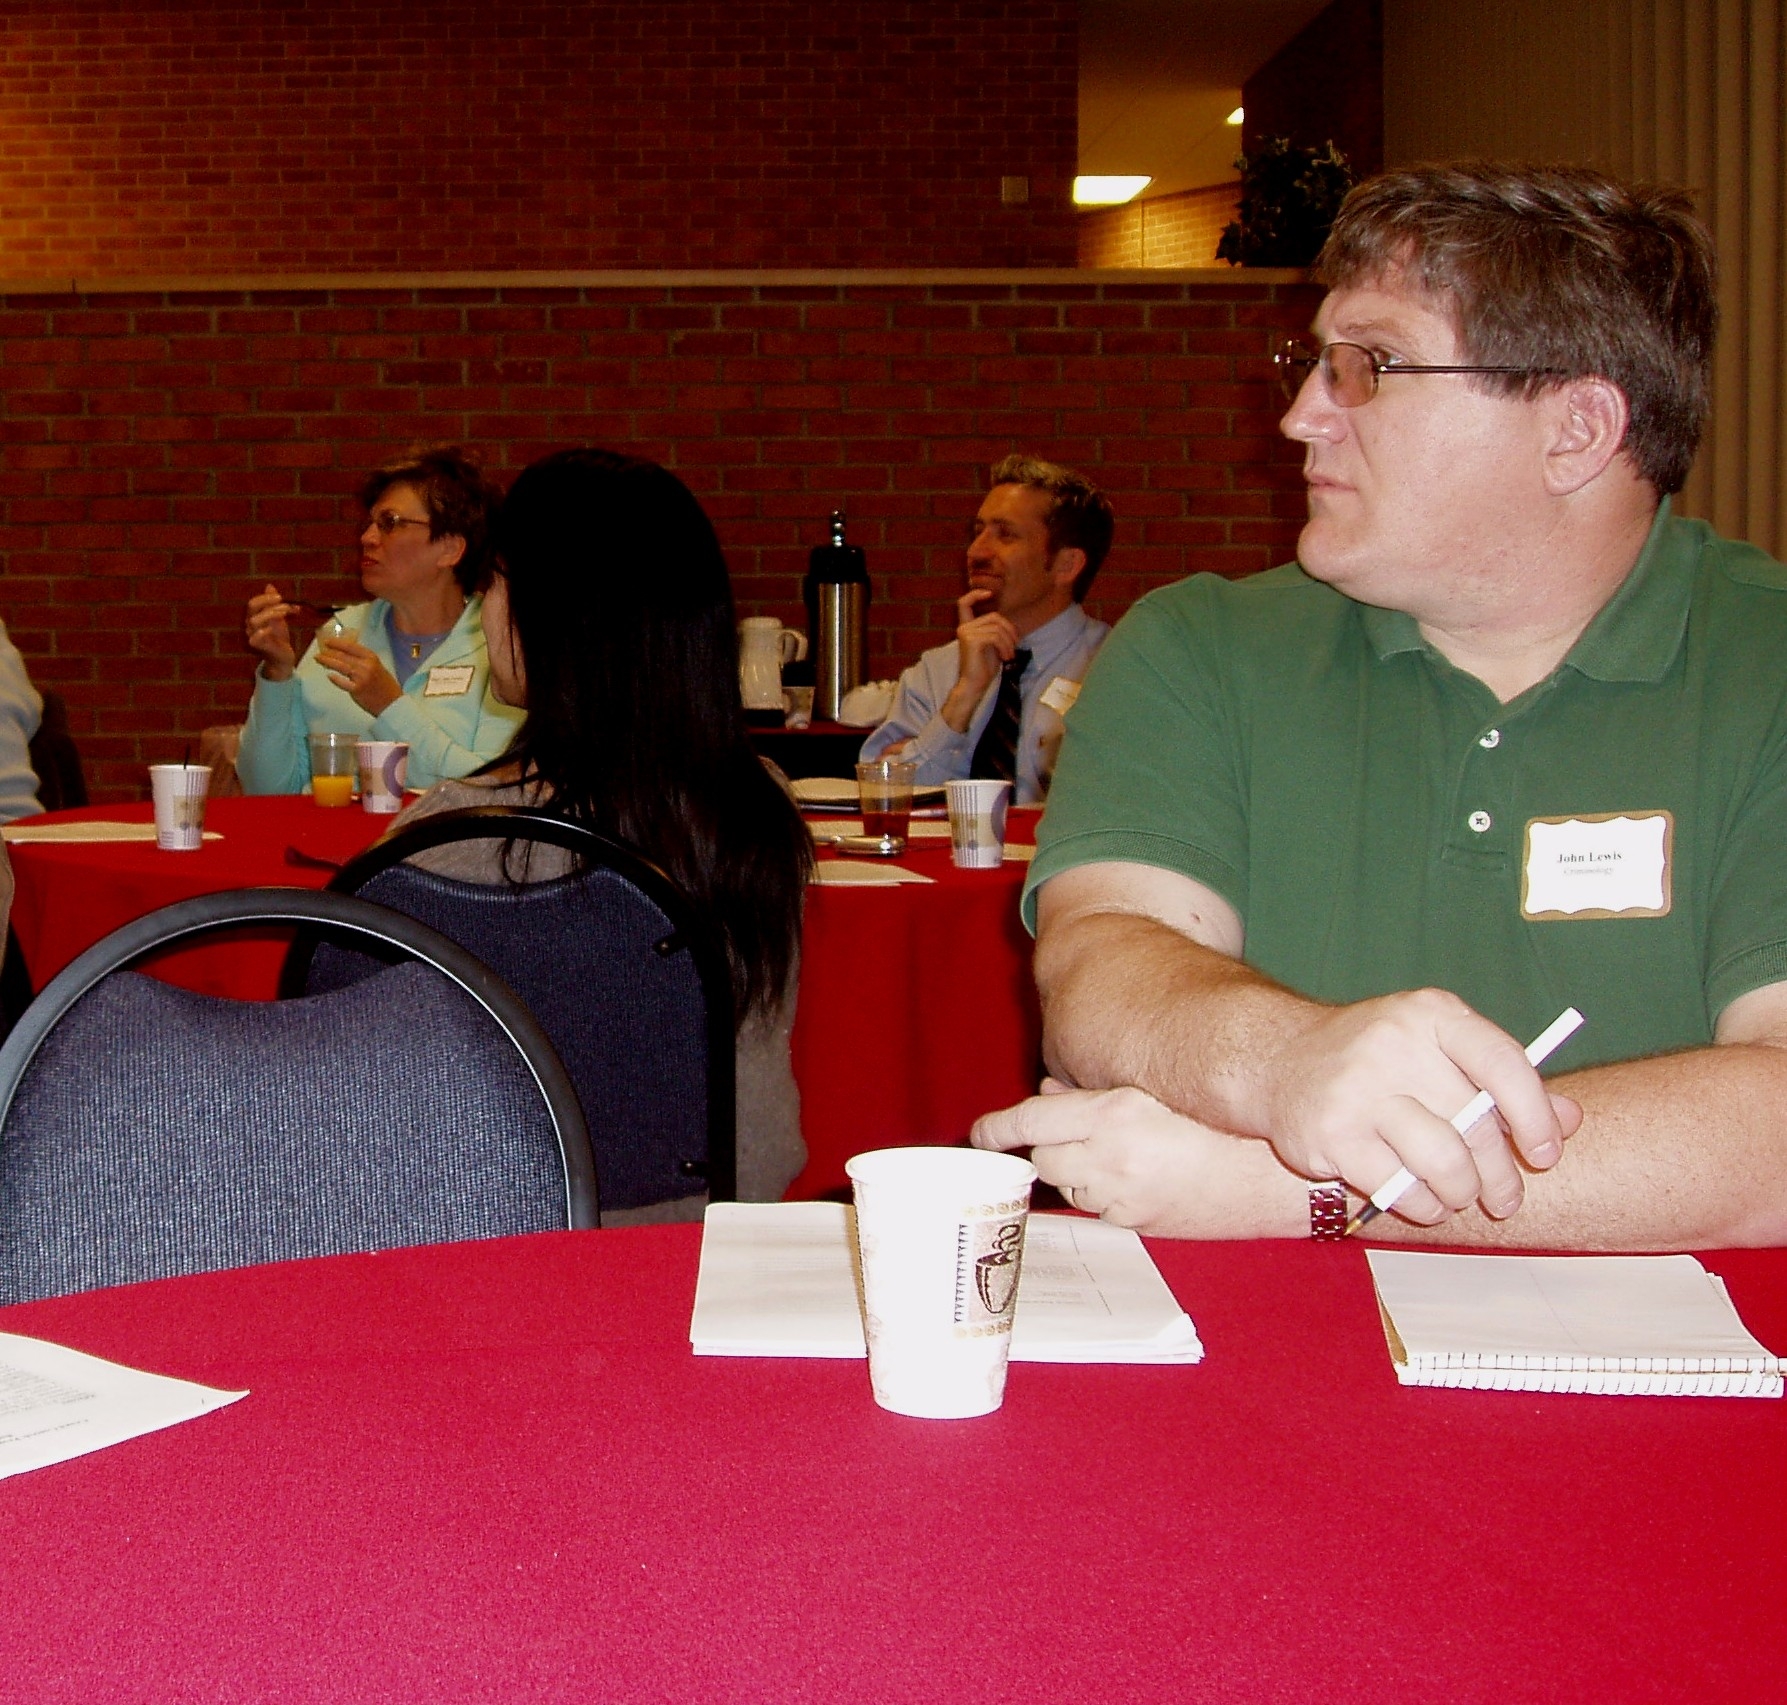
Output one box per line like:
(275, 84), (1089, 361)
(1383, 0), (1786, 557)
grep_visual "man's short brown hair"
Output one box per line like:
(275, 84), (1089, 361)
(1317, 163), (1718, 495)
(359, 445), (502, 594)
(989, 454), (1115, 600)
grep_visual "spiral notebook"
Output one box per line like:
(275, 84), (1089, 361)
(1365, 1249), (1783, 1398)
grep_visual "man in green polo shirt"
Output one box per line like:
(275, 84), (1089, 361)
(972, 164), (1787, 1251)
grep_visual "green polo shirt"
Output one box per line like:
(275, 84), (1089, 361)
(1025, 505), (1787, 1070)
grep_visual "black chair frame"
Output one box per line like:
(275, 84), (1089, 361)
(278, 806), (738, 1203)
(0, 887), (599, 1229)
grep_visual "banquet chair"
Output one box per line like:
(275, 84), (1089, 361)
(0, 888), (598, 1307)
(280, 807), (736, 1220)
(27, 689), (88, 812)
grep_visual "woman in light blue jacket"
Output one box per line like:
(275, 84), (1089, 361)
(235, 447), (524, 794)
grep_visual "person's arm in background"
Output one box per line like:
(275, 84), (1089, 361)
(234, 585), (313, 795)
(861, 591), (1010, 782)
(0, 618), (44, 822)
(370, 679), (524, 789)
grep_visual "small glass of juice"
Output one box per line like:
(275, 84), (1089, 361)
(308, 732), (359, 806)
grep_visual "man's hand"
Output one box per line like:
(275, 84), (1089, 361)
(972, 1080), (1303, 1238)
(244, 584), (298, 681)
(939, 588), (1020, 734)
(316, 637), (402, 717)
(1251, 988), (1581, 1224)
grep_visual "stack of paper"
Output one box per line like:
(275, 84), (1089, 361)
(690, 1202), (1203, 1364)
(0, 1333), (247, 1479)
(1366, 1249), (1783, 1398)
(1, 821), (222, 844)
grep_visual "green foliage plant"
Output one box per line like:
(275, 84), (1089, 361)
(1217, 138), (1356, 267)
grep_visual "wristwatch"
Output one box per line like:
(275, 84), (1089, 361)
(1308, 1181), (1348, 1241)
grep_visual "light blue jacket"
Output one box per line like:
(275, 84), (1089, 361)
(235, 597), (525, 795)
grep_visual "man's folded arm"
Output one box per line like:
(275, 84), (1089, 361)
(1033, 860), (1571, 1225)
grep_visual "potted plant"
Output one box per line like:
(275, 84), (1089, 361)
(1217, 138), (1355, 267)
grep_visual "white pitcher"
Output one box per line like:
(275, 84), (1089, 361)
(738, 617), (807, 710)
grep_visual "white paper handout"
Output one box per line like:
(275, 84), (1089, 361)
(1, 822), (223, 844)
(0, 1332), (248, 1479)
(1366, 1249), (1783, 1397)
(690, 1202), (1203, 1364)
(810, 864), (937, 885)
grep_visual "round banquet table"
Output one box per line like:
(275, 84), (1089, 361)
(3, 798), (1043, 1199)
(0, 1227), (1781, 1702)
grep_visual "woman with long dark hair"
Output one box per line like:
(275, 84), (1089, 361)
(392, 448), (813, 1217)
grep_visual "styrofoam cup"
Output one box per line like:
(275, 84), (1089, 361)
(846, 1146), (1037, 1418)
(356, 740), (409, 813)
(945, 779), (1011, 869)
(148, 764), (210, 851)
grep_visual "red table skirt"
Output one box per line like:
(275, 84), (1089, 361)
(0, 1228), (1782, 1701)
(5, 798), (1043, 1199)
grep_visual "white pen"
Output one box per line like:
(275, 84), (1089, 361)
(1342, 1006), (1585, 1237)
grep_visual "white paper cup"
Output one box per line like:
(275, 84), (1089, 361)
(846, 1146), (1037, 1419)
(148, 764), (210, 851)
(945, 779), (1011, 869)
(356, 740), (409, 814)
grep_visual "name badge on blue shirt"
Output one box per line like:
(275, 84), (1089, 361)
(423, 665), (475, 698)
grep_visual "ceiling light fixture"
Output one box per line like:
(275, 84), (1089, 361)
(1072, 175), (1153, 206)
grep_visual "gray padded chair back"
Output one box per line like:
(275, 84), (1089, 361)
(0, 889), (597, 1306)
(287, 809), (735, 1217)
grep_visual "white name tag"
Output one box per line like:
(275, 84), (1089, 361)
(1521, 812), (1672, 920)
(423, 664), (475, 697)
(1038, 675), (1081, 716)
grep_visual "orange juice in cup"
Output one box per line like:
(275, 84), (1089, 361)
(308, 733), (358, 806)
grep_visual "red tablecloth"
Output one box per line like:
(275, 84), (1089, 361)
(0, 1228), (1781, 1701)
(5, 799), (1043, 1199)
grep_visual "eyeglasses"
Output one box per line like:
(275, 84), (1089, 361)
(366, 509), (432, 536)
(1273, 337), (1546, 407)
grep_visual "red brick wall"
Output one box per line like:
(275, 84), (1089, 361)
(1077, 185), (1242, 269)
(0, 275), (1318, 800)
(0, 1), (1077, 275)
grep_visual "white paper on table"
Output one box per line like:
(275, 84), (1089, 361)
(1, 822), (223, 844)
(809, 864), (937, 885)
(691, 1202), (1203, 1364)
(0, 1332), (247, 1479)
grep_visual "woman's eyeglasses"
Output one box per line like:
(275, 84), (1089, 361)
(367, 509), (432, 536)
(1273, 337), (1547, 408)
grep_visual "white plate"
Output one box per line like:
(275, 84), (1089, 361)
(791, 776), (946, 808)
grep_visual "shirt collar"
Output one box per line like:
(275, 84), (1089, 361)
(1021, 600), (1094, 662)
(1356, 500), (1691, 684)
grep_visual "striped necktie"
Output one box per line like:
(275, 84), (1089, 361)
(969, 648), (1031, 783)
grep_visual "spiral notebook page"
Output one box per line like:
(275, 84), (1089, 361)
(1366, 1249), (1783, 1397)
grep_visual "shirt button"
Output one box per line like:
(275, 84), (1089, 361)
(1467, 810), (1493, 833)
(1478, 729), (1501, 749)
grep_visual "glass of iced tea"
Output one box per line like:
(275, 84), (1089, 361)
(855, 757), (917, 839)
(308, 732), (359, 806)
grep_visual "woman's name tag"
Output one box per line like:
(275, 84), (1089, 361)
(1521, 812), (1672, 920)
(423, 664), (475, 697)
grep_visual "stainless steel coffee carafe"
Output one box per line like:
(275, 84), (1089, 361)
(804, 510), (870, 722)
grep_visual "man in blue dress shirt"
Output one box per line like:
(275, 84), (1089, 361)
(861, 455), (1115, 804)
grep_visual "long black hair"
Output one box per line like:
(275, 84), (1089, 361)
(487, 448), (812, 1024)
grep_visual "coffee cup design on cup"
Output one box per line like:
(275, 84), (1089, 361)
(972, 1220), (1026, 1318)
